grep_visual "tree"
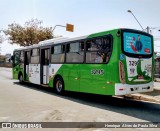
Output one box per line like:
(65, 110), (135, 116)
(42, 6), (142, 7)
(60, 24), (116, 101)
(4, 19), (54, 46)
(0, 29), (5, 44)
(0, 35), (4, 44)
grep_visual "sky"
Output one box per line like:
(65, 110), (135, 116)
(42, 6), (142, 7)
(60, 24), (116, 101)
(0, 0), (160, 55)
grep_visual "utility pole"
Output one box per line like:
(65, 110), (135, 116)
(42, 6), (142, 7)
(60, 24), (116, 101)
(146, 26), (150, 33)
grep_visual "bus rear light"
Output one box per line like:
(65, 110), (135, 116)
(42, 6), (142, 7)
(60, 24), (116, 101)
(119, 61), (126, 84)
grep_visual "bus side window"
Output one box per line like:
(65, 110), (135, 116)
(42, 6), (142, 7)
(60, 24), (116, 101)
(66, 41), (84, 63)
(51, 45), (65, 63)
(86, 39), (99, 63)
(80, 42), (84, 51)
(66, 44), (70, 53)
(103, 37), (112, 63)
(86, 36), (112, 63)
(20, 51), (24, 63)
(86, 41), (91, 51)
(13, 51), (20, 67)
(30, 48), (40, 64)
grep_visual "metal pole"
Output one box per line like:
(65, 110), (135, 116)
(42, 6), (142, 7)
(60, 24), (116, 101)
(52, 25), (66, 33)
(127, 10), (144, 31)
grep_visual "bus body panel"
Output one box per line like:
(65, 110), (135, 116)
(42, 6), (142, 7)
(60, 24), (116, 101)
(126, 56), (152, 83)
(13, 65), (20, 79)
(79, 64), (113, 95)
(28, 64), (40, 85)
(49, 64), (115, 95)
(61, 64), (80, 92)
(115, 82), (153, 95)
(13, 64), (24, 80)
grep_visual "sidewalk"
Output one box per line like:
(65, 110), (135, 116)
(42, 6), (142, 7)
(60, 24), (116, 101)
(154, 78), (160, 82)
(124, 83), (160, 103)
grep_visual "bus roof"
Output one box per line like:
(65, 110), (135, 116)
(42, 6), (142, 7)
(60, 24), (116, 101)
(13, 28), (151, 52)
(14, 35), (88, 51)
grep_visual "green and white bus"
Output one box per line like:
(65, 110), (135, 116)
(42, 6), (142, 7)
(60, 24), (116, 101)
(12, 28), (154, 96)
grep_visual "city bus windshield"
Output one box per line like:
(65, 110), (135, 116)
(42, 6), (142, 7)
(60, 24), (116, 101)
(122, 31), (153, 58)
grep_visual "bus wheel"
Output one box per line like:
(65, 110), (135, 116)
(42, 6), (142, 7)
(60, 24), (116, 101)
(54, 77), (64, 94)
(19, 74), (23, 84)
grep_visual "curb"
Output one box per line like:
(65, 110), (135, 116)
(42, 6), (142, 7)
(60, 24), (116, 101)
(124, 94), (160, 103)
(154, 87), (160, 91)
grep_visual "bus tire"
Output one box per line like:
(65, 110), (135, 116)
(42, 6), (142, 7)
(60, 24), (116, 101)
(54, 77), (64, 94)
(19, 74), (23, 84)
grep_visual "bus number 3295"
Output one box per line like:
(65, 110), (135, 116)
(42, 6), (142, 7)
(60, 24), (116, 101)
(91, 69), (104, 75)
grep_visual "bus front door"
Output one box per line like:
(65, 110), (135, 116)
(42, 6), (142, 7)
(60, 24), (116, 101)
(12, 51), (20, 79)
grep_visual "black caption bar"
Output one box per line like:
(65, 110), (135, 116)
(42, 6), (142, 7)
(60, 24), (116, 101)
(0, 122), (160, 128)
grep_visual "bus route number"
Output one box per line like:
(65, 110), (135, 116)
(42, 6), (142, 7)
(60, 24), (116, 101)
(129, 61), (138, 66)
(91, 69), (104, 75)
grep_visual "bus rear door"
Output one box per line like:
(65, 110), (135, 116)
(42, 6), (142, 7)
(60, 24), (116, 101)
(41, 48), (50, 85)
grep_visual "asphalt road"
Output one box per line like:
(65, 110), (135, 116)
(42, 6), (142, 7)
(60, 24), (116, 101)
(0, 67), (160, 131)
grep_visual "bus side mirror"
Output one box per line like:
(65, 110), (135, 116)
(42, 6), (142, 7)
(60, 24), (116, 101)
(11, 55), (14, 61)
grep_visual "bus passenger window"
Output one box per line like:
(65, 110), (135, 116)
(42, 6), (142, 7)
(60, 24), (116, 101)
(86, 36), (112, 63)
(86, 40), (98, 51)
(30, 48), (40, 64)
(66, 41), (84, 63)
(44, 49), (49, 65)
(13, 51), (20, 67)
(51, 45), (65, 63)
(20, 51), (24, 63)
(80, 42), (84, 51)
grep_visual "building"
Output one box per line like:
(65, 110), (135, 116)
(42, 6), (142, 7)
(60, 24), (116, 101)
(0, 55), (5, 64)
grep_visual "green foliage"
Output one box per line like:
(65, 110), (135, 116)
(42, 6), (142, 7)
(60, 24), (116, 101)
(4, 19), (54, 46)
